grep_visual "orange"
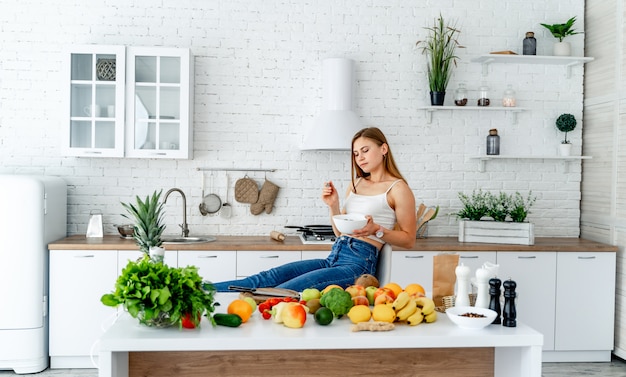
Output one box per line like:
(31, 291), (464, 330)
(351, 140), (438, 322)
(383, 282), (403, 297)
(321, 284), (344, 295)
(227, 299), (253, 323)
(404, 283), (426, 297)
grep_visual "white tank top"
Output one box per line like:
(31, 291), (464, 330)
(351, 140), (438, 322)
(344, 179), (402, 243)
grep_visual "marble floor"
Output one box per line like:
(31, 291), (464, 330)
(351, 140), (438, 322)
(1, 358), (626, 376)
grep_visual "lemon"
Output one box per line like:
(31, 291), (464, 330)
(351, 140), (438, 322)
(372, 304), (396, 323)
(347, 305), (372, 324)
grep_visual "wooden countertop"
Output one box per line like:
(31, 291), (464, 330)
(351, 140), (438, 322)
(48, 235), (618, 252)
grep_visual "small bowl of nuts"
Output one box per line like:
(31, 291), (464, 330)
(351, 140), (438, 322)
(446, 306), (497, 329)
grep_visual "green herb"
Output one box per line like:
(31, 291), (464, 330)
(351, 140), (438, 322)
(509, 192), (537, 223)
(101, 256), (217, 328)
(455, 190), (536, 223)
(456, 190), (489, 221)
(486, 192), (510, 222)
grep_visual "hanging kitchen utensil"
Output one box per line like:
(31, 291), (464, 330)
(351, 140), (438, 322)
(220, 173), (232, 219)
(234, 175), (259, 204)
(202, 172), (222, 215)
(199, 172), (209, 216)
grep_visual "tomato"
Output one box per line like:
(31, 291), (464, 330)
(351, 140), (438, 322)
(267, 298), (283, 306)
(258, 302), (270, 313)
(181, 313), (199, 329)
(261, 310), (272, 320)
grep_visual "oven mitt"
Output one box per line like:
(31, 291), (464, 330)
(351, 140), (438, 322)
(251, 179), (280, 215)
(235, 177), (259, 204)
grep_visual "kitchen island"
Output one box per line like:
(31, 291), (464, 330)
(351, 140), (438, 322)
(98, 294), (543, 377)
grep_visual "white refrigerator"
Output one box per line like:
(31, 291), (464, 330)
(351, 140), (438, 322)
(0, 175), (67, 374)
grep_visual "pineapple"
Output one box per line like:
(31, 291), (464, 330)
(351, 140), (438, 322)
(121, 190), (166, 255)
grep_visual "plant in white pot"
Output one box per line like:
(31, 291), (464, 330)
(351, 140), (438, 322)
(555, 113), (577, 156)
(540, 17), (582, 56)
(416, 14), (464, 106)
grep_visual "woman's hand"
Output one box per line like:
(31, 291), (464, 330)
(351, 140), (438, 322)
(352, 215), (376, 237)
(321, 181), (340, 209)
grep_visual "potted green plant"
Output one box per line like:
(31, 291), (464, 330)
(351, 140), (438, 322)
(509, 192), (537, 223)
(416, 14), (463, 106)
(540, 16), (582, 56)
(555, 113), (577, 156)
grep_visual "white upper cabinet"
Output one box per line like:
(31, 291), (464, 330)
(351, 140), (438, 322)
(62, 45), (193, 159)
(62, 45), (126, 157)
(125, 47), (193, 159)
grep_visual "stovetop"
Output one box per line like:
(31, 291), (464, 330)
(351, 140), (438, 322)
(298, 232), (336, 245)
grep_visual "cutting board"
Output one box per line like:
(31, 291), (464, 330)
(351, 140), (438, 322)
(228, 286), (300, 303)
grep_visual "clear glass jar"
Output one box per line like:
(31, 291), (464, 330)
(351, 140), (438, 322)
(454, 83), (468, 106)
(478, 85), (490, 106)
(502, 85), (516, 107)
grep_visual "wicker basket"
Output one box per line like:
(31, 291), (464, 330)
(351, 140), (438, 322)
(438, 293), (477, 313)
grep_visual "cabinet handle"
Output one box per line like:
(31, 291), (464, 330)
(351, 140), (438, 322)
(460, 255), (479, 259)
(199, 255), (218, 259)
(517, 256), (536, 259)
(578, 256), (596, 260)
(74, 255), (95, 258)
(405, 255), (424, 259)
(261, 255), (279, 259)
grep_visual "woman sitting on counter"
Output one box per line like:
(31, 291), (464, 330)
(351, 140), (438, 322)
(213, 127), (417, 292)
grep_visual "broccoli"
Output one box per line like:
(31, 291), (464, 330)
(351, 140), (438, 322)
(319, 288), (353, 317)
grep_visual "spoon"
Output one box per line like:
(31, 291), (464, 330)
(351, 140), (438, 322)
(221, 173), (232, 219)
(416, 207), (436, 238)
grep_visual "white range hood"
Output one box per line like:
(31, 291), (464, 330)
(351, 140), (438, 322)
(301, 58), (362, 151)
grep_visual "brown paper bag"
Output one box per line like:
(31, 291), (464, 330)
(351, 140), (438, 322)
(432, 253), (460, 308)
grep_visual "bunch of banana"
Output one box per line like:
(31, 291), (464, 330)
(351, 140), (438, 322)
(391, 292), (438, 326)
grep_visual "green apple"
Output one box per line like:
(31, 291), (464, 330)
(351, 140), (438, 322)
(301, 288), (321, 302)
(365, 286), (378, 306)
(243, 296), (257, 312)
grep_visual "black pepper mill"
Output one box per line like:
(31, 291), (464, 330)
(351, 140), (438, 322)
(489, 278), (502, 325)
(502, 279), (517, 327)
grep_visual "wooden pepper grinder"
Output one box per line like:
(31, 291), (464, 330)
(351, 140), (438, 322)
(502, 279), (517, 327)
(489, 278), (502, 325)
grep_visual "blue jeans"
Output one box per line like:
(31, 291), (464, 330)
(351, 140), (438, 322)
(212, 236), (379, 292)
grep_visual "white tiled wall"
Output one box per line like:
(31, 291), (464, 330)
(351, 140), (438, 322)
(0, 0), (587, 237)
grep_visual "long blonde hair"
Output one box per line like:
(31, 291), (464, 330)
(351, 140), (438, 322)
(350, 127), (405, 193)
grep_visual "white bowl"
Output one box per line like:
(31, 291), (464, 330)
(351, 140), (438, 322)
(446, 306), (497, 329)
(332, 214), (367, 234)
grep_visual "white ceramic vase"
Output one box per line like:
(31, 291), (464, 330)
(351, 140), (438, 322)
(553, 41), (571, 56)
(559, 143), (572, 156)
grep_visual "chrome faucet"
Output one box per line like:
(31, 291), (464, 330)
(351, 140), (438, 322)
(164, 188), (190, 237)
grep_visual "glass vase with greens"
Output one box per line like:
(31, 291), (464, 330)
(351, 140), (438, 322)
(416, 14), (464, 105)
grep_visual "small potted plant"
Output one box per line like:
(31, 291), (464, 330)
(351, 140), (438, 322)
(540, 16), (582, 56)
(416, 14), (464, 106)
(555, 113), (577, 156)
(509, 192), (537, 223)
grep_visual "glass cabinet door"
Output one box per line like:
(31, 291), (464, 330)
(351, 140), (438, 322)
(63, 45), (125, 157)
(126, 47), (193, 159)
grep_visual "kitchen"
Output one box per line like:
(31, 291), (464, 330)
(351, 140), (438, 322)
(0, 0), (625, 376)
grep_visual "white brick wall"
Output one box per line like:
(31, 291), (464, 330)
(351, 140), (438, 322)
(0, 0), (586, 237)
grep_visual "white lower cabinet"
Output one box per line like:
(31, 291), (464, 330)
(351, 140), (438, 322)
(552, 252), (615, 360)
(390, 251), (437, 291)
(497, 252), (557, 351)
(177, 250), (236, 283)
(49, 250), (118, 368)
(236, 250), (301, 279)
(301, 250), (330, 261)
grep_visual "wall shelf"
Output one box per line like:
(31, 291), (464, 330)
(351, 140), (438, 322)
(418, 106), (527, 125)
(471, 55), (594, 78)
(468, 155), (593, 172)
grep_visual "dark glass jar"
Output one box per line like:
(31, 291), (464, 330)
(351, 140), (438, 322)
(486, 129), (500, 155)
(523, 32), (536, 55)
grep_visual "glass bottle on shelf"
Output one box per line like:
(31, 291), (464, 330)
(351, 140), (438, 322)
(523, 32), (536, 55)
(478, 85), (490, 106)
(502, 85), (516, 107)
(454, 83), (468, 106)
(486, 129), (500, 155)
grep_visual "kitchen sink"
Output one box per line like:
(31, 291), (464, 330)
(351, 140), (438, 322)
(161, 236), (216, 244)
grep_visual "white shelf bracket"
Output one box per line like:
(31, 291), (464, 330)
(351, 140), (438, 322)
(565, 62), (580, 79)
(480, 58), (494, 76)
(425, 109), (434, 124)
(478, 158), (487, 172)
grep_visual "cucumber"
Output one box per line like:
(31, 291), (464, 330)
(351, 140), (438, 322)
(214, 313), (243, 327)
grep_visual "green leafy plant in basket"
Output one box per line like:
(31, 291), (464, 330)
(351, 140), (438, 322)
(455, 190), (489, 221)
(509, 192), (537, 223)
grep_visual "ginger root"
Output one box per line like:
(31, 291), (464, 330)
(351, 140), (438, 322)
(351, 321), (395, 332)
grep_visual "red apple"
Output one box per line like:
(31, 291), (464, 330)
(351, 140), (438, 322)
(345, 284), (366, 298)
(351, 295), (370, 306)
(373, 287), (396, 301)
(281, 302), (307, 329)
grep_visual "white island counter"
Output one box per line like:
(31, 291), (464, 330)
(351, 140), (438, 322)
(98, 294), (542, 377)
